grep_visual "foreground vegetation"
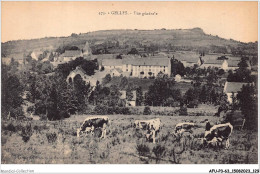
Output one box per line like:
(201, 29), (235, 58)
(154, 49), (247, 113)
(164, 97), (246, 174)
(1, 115), (258, 164)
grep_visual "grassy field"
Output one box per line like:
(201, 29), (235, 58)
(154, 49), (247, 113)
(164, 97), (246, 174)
(1, 114), (258, 164)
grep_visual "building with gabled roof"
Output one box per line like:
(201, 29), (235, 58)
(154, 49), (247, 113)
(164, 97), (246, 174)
(100, 56), (171, 78)
(224, 81), (250, 103)
(60, 50), (83, 62)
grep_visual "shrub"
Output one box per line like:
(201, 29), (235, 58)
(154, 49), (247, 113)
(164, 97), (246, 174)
(59, 111), (70, 119)
(152, 145), (166, 163)
(114, 107), (131, 115)
(10, 107), (24, 118)
(94, 105), (108, 115)
(46, 132), (57, 144)
(143, 106), (151, 115)
(179, 106), (188, 116)
(46, 109), (60, 121)
(187, 100), (199, 108)
(136, 144), (150, 157)
(21, 123), (33, 143)
(5, 122), (16, 132)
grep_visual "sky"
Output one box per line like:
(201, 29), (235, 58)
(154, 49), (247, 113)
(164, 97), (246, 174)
(1, 1), (258, 43)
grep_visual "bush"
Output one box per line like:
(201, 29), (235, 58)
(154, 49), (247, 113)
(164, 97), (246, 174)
(136, 144), (150, 157)
(5, 122), (16, 132)
(94, 105), (108, 115)
(46, 132), (57, 144)
(21, 123), (33, 143)
(9, 107), (24, 118)
(179, 106), (188, 116)
(46, 109), (60, 121)
(114, 107), (131, 115)
(143, 106), (151, 115)
(152, 145), (166, 163)
(59, 111), (70, 119)
(187, 100), (199, 108)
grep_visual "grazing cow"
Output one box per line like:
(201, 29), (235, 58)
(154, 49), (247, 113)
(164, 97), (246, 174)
(77, 116), (109, 138)
(134, 120), (150, 129)
(134, 118), (161, 144)
(173, 122), (195, 136)
(203, 122), (233, 149)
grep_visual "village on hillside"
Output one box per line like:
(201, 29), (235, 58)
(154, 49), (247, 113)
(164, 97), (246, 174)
(1, 28), (258, 164)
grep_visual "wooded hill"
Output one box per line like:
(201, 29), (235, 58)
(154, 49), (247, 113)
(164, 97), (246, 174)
(1, 28), (257, 58)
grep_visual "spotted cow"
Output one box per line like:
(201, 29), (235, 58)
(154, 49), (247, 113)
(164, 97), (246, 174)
(134, 118), (161, 144)
(77, 116), (109, 138)
(203, 122), (233, 149)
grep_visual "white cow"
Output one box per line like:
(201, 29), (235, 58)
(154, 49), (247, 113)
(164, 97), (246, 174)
(134, 118), (161, 144)
(77, 116), (109, 138)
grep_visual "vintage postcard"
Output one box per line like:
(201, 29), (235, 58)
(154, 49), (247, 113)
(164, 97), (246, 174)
(1, 1), (258, 173)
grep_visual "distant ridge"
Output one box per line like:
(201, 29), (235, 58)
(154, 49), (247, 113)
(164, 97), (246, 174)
(1, 28), (256, 58)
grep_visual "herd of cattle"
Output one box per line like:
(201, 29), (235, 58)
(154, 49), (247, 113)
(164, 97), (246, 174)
(76, 116), (233, 149)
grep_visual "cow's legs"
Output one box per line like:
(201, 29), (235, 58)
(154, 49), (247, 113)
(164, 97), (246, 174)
(225, 138), (230, 149)
(91, 125), (95, 136)
(152, 130), (156, 144)
(101, 123), (107, 139)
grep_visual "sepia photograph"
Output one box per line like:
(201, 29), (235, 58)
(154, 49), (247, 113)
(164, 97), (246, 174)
(1, 1), (259, 173)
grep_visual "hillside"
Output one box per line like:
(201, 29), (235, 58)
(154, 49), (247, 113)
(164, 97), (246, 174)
(1, 28), (257, 60)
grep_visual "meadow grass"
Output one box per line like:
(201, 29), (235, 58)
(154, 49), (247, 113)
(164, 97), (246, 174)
(1, 115), (258, 164)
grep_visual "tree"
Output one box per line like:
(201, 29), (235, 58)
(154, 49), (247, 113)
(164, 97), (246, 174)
(119, 77), (128, 89)
(56, 57), (97, 78)
(1, 66), (24, 118)
(126, 88), (133, 101)
(40, 61), (53, 74)
(143, 106), (151, 115)
(145, 76), (178, 106)
(206, 71), (218, 86)
(136, 86), (143, 106)
(184, 87), (200, 108)
(171, 58), (185, 76)
(49, 52), (55, 62)
(199, 85), (207, 103)
(102, 74), (112, 85)
(73, 75), (90, 112)
(108, 85), (121, 107)
(218, 69), (225, 76)
(237, 84), (257, 130)
(227, 57), (253, 83)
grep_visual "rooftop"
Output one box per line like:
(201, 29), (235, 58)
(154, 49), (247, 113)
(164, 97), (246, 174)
(63, 50), (82, 57)
(102, 59), (123, 66)
(224, 82), (249, 93)
(123, 57), (170, 66)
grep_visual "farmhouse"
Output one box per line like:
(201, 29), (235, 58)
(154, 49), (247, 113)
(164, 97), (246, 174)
(100, 56), (171, 78)
(61, 50), (83, 62)
(175, 52), (247, 71)
(101, 59), (123, 71)
(125, 57), (171, 78)
(223, 82), (249, 103)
